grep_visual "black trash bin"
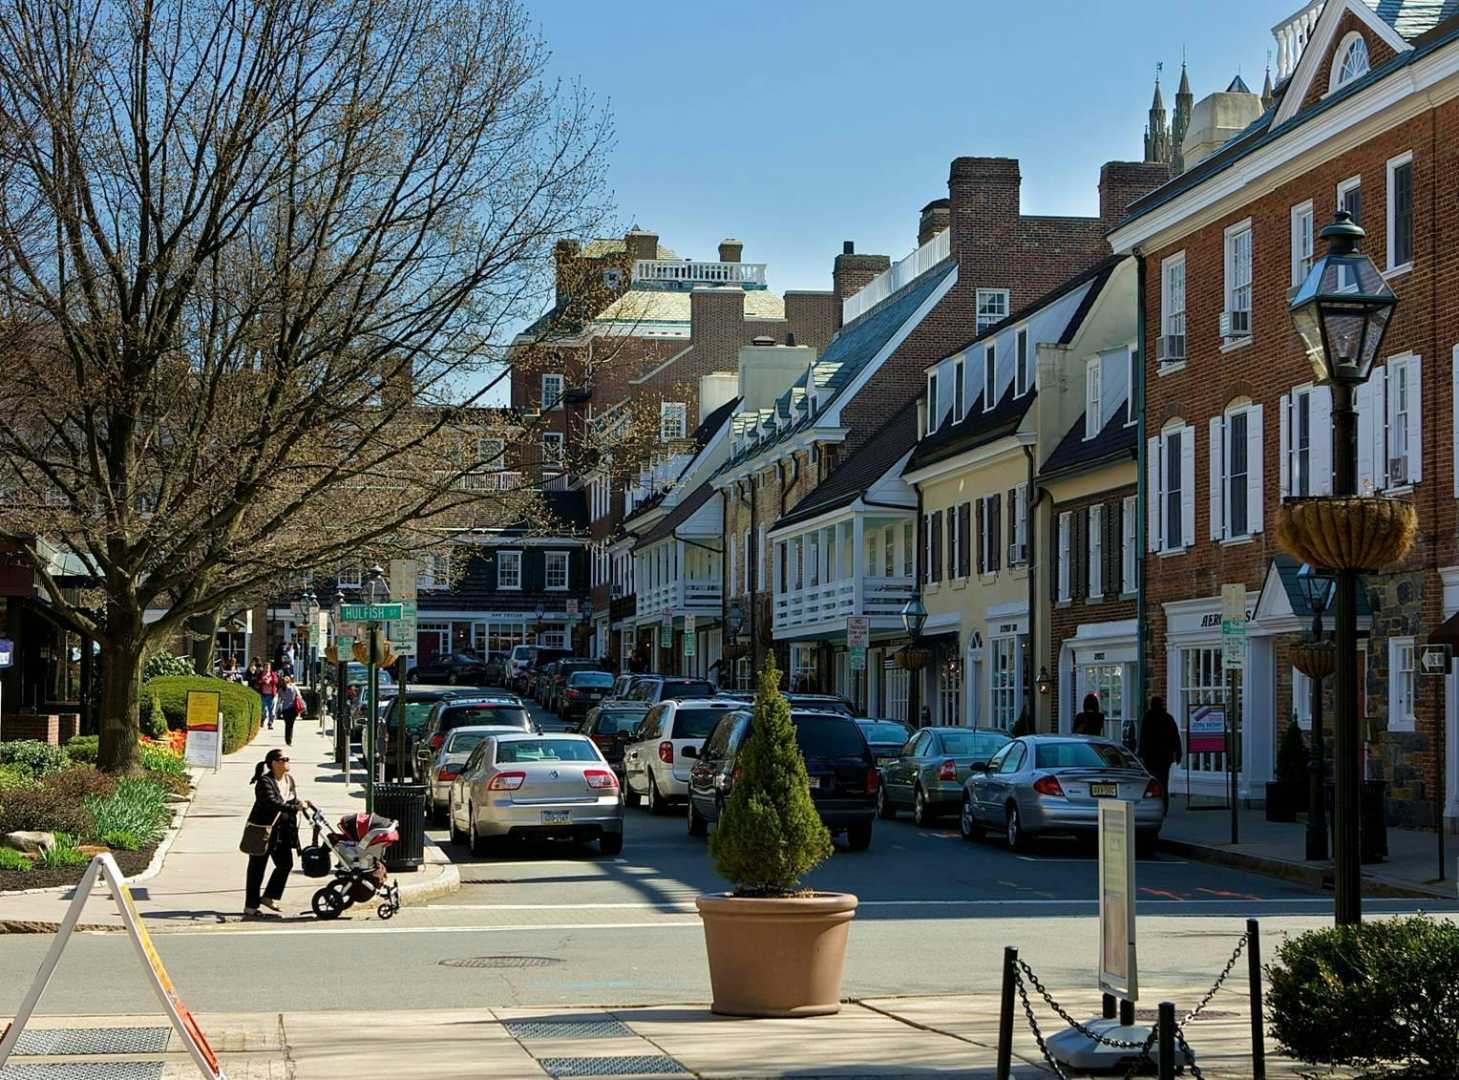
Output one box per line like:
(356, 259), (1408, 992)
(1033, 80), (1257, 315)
(1361, 778), (1387, 863)
(375, 782), (428, 871)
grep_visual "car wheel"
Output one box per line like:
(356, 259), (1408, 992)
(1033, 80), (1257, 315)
(913, 785), (931, 827)
(1005, 804), (1029, 853)
(599, 831), (623, 856)
(623, 776), (642, 808)
(960, 796), (981, 842)
(845, 822), (873, 851)
(646, 774), (666, 816)
(877, 784), (896, 820)
(687, 799), (708, 838)
(468, 806), (488, 856)
(449, 803), (466, 846)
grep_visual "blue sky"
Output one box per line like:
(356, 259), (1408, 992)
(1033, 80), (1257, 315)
(531, 0), (1288, 294)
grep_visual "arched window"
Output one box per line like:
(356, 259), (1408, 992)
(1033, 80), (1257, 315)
(1330, 32), (1370, 91)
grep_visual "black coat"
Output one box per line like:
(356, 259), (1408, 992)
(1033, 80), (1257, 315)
(248, 775), (300, 849)
(1139, 709), (1182, 770)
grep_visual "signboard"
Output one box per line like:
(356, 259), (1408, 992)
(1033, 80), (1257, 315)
(1097, 799), (1138, 1000)
(1420, 644), (1452, 675)
(339, 603), (402, 622)
(1187, 703), (1227, 755)
(566, 598), (579, 617)
(847, 616), (869, 672)
(0, 637), (15, 668)
(389, 560), (418, 659)
(0, 854), (225, 1078)
(183, 690), (223, 771)
(659, 617), (672, 649)
(683, 614), (696, 657)
(1220, 583), (1247, 672)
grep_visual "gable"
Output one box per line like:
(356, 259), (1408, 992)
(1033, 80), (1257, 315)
(1297, 9), (1401, 113)
(1275, 0), (1412, 126)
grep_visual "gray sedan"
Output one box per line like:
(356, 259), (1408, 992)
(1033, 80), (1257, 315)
(448, 732), (623, 856)
(878, 726), (1011, 826)
(961, 736), (1165, 855)
(424, 724), (525, 823)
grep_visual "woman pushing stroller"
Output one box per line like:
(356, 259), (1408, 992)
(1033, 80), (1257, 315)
(243, 748), (301, 917)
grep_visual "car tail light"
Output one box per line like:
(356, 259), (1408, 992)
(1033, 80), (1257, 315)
(436, 766), (459, 781)
(938, 759), (957, 781)
(1144, 779), (1163, 799)
(866, 768), (879, 794)
(1032, 775), (1065, 798)
(429, 733), (443, 750)
(487, 770), (525, 791)
(658, 741), (674, 764)
(584, 769), (618, 790)
(566, 689), (580, 699)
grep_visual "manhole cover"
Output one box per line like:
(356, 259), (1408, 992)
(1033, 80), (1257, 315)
(1133, 1008), (1238, 1022)
(0, 1064), (165, 1080)
(539, 1056), (688, 1077)
(504, 1018), (633, 1041)
(438, 955), (563, 969)
(13, 1028), (171, 1056)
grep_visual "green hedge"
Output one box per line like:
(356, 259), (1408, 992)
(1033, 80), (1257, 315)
(142, 675), (262, 755)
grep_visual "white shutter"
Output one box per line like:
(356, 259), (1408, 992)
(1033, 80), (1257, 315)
(1408, 355), (1422, 484)
(1278, 393), (1291, 498)
(1088, 505), (1103, 598)
(1209, 416), (1225, 541)
(1311, 385), (1333, 495)
(1356, 379), (1375, 493)
(1180, 424), (1196, 549)
(1247, 403), (1264, 534)
(1372, 367), (1389, 491)
(1058, 511), (1071, 600)
(1147, 436), (1161, 552)
(1122, 495), (1137, 592)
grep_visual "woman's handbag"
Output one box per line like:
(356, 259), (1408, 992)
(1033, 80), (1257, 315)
(239, 812), (280, 856)
(300, 825), (331, 877)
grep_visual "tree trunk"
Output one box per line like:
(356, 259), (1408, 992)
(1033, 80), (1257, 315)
(98, 636), (143, 774)
(188, 607), (222, 676)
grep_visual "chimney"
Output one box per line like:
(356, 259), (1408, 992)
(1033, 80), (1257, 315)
(698, 372), (739, 426)
(624, 228), (659, 265)
(918, 198), (951, 246)
(718, 238), (743, 263)
(947, 157), (1021, 266)
(1098, 161), (1172, 236)
(554, 239), (580, 307)
(832, 241), (891, 305)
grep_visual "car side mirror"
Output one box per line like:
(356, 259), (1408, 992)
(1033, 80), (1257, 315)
(969, 761), (988, 773)
(682, 745), (699, 759)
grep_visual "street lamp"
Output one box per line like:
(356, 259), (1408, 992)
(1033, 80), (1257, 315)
(1295, 563), (1335, 862)
(362, 565), (390, 812)
(1288, 210), (1396, 926)
(1036, 667), (1052, 697)
(899, 593), (929, 727)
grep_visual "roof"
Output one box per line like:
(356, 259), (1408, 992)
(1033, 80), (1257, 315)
(499, 489), (588, 535)
(905, 381), (1034, 474)
(1039, 404), (1138, 480)
(1267, 554), (1373, 618)
(581, 238), (677, 260)
(693, 396), (740, 448)
(776, 397), (920, 530)
(1365, 0), (1459, 39)
(596, 287), (785, 326)
(634, 480), (718, 549)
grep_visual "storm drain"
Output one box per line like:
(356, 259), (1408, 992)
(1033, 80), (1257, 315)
(0, 1064), (165, 1080)
(438, 955), (562, 969)
(504, 1018), (634, 1041)
(538, 1056), (688, 1077)
(12, 1028), (171, 1056)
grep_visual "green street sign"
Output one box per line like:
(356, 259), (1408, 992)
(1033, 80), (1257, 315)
(339, 603), (402, 622)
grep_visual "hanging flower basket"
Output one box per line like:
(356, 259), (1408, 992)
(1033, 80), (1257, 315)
(895, 646), (931, 672)
(1290, 641), (1336, 679)
(721, 641), (748, 661)
(1275, 496), (1417, 572)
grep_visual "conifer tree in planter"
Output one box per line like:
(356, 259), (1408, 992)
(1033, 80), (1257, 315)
(696, 659), (857, 1017)
(1266, 719), (1308, 822)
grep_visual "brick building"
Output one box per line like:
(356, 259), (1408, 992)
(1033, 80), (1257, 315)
(1110, 0), (1459, 828)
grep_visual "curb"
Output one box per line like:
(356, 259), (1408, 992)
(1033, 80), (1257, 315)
(396, 838), (461, 905)
(1159, 836), (1453, 900)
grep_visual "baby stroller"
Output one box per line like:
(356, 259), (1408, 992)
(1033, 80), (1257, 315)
(299, 802), (402, 920)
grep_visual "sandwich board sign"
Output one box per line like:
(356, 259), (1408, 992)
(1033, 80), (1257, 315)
(1097, 798), (1138, 1000)
(183, 689), (223, 771)
(0, 853), (226, 1078)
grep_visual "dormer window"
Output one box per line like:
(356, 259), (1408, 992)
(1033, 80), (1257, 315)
(982, 344), (996, 412)
(1330, 32), (1370, 91)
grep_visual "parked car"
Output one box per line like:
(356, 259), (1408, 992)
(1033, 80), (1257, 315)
(448, 731), (623, 855)
(622, 699), (742, 813)
(879, 726), (1011, 825)
(509, 646), (572, 695)
(856, 719), (913, 763)
(783, 693), (856, 717)
(419, 695), (535, 759)
(545, 659), (610, 713)
(482, 651), (510, 686)
(377, 686), (476, 779)
(531, 660), (560, 704)
(576, 702), (651, 785)
(687, 709), (878, 849)
(408, 652), (490, 686)
(961, 736), (1165, 855)
(607, 672), (660, 701)
(424, 724), (527, 823)
(559, 669), (616, 721)
(626, 676), (716, 706)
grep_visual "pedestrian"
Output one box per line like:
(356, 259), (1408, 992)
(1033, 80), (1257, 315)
(242, 748), (300, 917)
(1072, 693), (1105, 737)
(246, 657), (263, 693)
(259, 662), (278, 729)
(1139, 696), (1182, 812)
(277, 676), (304, 746)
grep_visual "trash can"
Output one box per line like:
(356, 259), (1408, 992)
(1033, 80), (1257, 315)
(374, 782), (428, 872)
(1361, 778), (1388, 863)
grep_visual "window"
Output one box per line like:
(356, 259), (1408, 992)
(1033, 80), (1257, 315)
(976, 288), (1009, 334)
(953, 360), (965, 423)
(1179, 646), (1242, 778)
(1080, 664), (1125, 741)
(477, 437), (505, 470)
(1291, 201), (1314, 286)
(983, 344), (996, 410)
(1358, 355), (1423, 491)
(541, 373), (565, 410)
(1056, 511), (1072, 602)
(1087, 504), (1103, 599)
(1389, 637), (1416, 732)
(1330, 31), (1370, 90)
(337, 564), (362, 589)
(1387, 355), (1414, 486)
(544, 551), (569, 591)
(1210, 403), (1263, 541)
(602, 268), (623, 289)
(1007, 483), (1028, 565)
(1121, 496), (1136, 594)
(542, 432), (564, 471)
(989, 636), (1019, 730)
(421, 551), (451, 590)
(1223, 221), (1252, 340)
(937, 656), (963, 726)
(1148, 422), (1194, 554)
(660, 402), (687, 442)
(975, 495), (1000, 575)
(926, 373), (939, 433)
(1015, 328), (1031, 396)
(1337, 175), (1361, 226)
(1387, 152), (1413, 271)
(1084, 356), (1102, 439)
(497, 550), (522, 590)
(903, 521), (914, 577)
(1159, 252), (1186, 363)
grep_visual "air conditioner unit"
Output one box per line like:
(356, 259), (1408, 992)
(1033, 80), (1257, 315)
(1155, 335), (1186, 364)
(1219, 310), (1251, 340)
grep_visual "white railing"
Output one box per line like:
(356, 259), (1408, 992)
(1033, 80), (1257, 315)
(841, 229), (950, 325)
(633, 260), (768, 288)
(637, 577), (723, 618)
(773, 575), (914, 632)
(1273, 1), (1324, 80)
(462, 470), (523, 492)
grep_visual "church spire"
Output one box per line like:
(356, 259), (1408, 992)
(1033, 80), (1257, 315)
(1261, 56), (1274, 109)
(1144, 63), (1171, 167)
(1171, 56), (1195, 176)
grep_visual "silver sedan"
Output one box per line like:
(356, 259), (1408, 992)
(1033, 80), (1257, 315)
(448, 732), (624, 856)
(961, 736), (1165, 856)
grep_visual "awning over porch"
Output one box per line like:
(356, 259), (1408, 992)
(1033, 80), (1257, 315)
(1251, 555), (1371, 636)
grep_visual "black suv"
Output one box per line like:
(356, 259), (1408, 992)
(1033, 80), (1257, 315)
(627, 676), (716, 706)
(408, 652), (491, 686)
(686, 709), (878, 850)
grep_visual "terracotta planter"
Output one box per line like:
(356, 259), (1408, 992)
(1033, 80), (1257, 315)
(1275, 496), (1417, 572)
(696, 892), (857, 1017)
(1290, 641), (1336, 679)
(896, 647), (931, 672)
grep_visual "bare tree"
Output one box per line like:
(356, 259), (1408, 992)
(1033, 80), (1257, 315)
(0, 0), (615, 771)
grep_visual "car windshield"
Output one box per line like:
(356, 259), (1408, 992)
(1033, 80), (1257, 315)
(672, 707), (730, 740)
(570, 671), (614, 688)
(790, 696), (853, 716)
(387, 699), (439, 732)
(440, 704), (529, 732)
(793, 715), (867, 757)
(859, 722), (910, 743)
(446, 732), (490, 755)
(663, 680), (714, 699)
(1034, 741), (1141, 770)
(594, 711), (644, 735)
(495, 739), (599, 764)
(941, 731), (1008, 757)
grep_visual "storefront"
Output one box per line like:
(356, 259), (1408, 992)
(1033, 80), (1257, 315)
(1056, 618), (1137, 743)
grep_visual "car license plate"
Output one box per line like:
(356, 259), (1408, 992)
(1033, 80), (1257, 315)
(807, 777), (821, 790)
(541, 810), (571, 824)
(1090, 782), (1119, 798)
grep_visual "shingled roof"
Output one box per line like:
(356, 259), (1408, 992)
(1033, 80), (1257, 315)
(776, 397), (920, 530)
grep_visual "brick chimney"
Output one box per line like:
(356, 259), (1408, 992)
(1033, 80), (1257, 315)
(624, 228), (659, 264)
(947, 157), (1021, 270)
(1098, 161), (1171, 236)
(718, 238), (743, 263)
(918, 198), (951, 246)
(832, 240), (891, 306)
(690, 288), (747, 377)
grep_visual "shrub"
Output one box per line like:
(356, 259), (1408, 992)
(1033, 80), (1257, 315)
(63, 735), (99, 765)
(144, 768), (190, 796)
(142, 652), (195, 682)
(143, 675), (262, 754)
(86, 778), (171, 845)
(142, 692), (169, 739)
(1268, 915), (1459, 1075)
(0, 740), (69, 781)
(0, 763), (37, 791)
(37, 833), (89, 870)
(1275, 720), (1308, 795)
(100, 829), (142, 851)
(0, 766), (113, 837)
(0, 847), (33, 872)
(709, 657), (832, 896)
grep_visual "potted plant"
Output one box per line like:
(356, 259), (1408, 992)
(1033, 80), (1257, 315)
(696, 658), (855, 1017)
(1267, 719), (1308, 822)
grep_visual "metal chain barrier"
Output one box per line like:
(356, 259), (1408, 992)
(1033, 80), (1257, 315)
(1016, 960), (1145, 1049)
(1011, 962), (1070, 1080)
(1174, 1025), (1204, 1080)
(1183, 929), (1248, 1025)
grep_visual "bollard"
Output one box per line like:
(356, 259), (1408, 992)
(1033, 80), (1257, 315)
(1247, 918), (1266, 1080)
(1119, 997), (1135, 1027)
(996, 946), (1017, 1080)
(1102, 992), (1117, 1020)
(1157, 1001), (1176, 1080)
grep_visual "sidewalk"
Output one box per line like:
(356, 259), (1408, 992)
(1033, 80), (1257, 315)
(1161, 799), (1456, 900)
(0, 985), (1333, 1078)
(0, 713), (457, 932)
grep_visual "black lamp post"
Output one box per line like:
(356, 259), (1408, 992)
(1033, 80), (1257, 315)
(1289, 210), (1397, 926)
(362, 564), (391, 812)
(1296, 563), (1335, 861)
(726, 599), (744, 689)
(900, 593), (928, 727)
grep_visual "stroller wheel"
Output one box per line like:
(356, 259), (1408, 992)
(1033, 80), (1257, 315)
(377, 901), (397, 920)
(312, 885), (345, 920)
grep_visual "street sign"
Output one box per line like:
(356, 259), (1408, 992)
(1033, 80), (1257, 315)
(1420, 644), (1452, 675)
(392, 600), (418, 658)
(339, 603), (402, 622)
(660, 617), (672, 649)
(1097, 799), (1138, 1000)
(847, 616), (869, 672)
(683, 614), (696, 657)
(566, 598), (579, 617)
(1220, 583), (1247, 671)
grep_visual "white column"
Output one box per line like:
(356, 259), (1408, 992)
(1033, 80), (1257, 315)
(676, 540), (686, 610)
(1244, 636), (1276, 797)
(852, 515), (865, 615)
